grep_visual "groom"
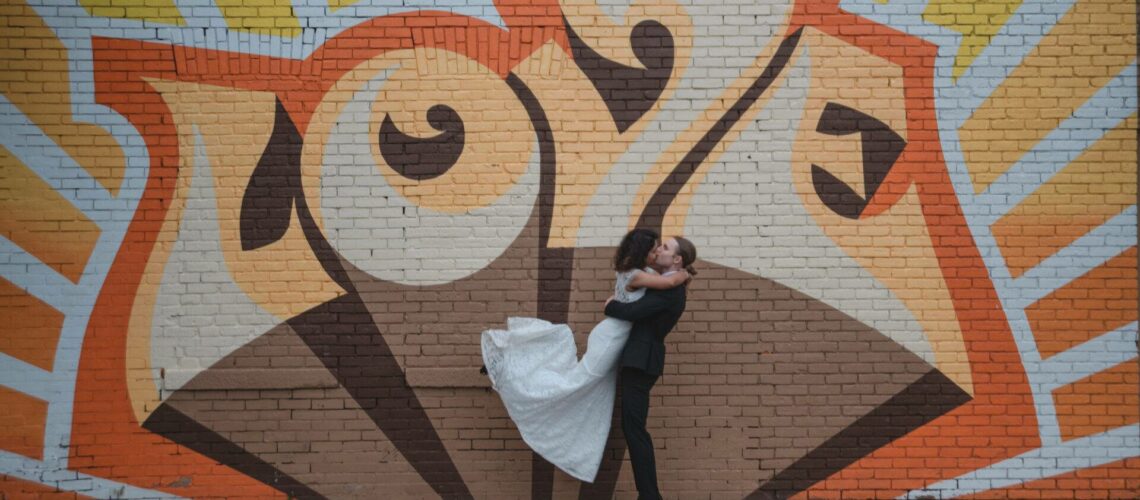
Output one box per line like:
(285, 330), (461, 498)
(604, 236), (696, 500)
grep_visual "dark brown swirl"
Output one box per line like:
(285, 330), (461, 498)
(565, 18), (675, 134)
(378, 104), (465, 181)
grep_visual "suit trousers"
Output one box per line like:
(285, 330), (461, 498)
(621, 367), (661, 500)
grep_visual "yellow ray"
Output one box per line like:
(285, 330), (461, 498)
(958, 0), (1137, 193)
(922, 0), (1022, 80)
(80, 0), (185, 25)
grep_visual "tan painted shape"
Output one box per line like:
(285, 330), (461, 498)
(123, 134), (191, 422)
(958, 0), (1137, 193)
(513, 38), (685, 247)
(0, 146), (101, 283)
(518, 2), (695, 247)
(992, 114), (1138, 278)
(371, 47), (535, 213)
(302, 49), (537, 223)
(125, 80), (346, 422)
(647, 17), (798, 236)
(558, 0), (692, 70)
(148, 79), (346, 320)
(789, 29), (973, 395)
(0, 276), (64, 371)
(0, 0), (127, 194)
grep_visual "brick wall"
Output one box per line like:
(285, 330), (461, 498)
(1, 0), (1137, 497)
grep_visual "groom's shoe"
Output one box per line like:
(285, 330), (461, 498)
(479, 365), (488, 375)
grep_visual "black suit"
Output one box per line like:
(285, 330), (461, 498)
(604, 284), (686, 500)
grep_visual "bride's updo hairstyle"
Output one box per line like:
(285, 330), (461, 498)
(673, 236), (698, 276)
(614, 228), (660, 272)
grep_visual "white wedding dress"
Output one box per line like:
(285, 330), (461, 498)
(481, 269), (647, 482)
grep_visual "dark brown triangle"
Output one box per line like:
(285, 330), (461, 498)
(748, 368), (971, 498)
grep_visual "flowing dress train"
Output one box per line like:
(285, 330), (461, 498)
(480, 269), (645, 482)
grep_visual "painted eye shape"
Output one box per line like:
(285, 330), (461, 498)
(299, 49), (542, 286)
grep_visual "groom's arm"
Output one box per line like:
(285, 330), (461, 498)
(604, 288), (677, 322)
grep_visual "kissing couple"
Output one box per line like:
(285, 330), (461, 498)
(482, 229), (698, 499)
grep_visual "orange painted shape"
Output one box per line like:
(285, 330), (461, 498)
(0, 386), (48, 460)
(1025, 247), (1138, 359)
(65, 40), (288, 499)
(0, 475), (94, 499)
(959, 457), (1140, 498)
(0, 146), (101, 283)
(1053, 358), (1139, 442)
(790, 1), (1038, 496)
(992, 115), (1138, 278)
(0, 276), (64, 371)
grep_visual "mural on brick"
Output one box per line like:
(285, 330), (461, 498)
(1, 0), (1136, 497)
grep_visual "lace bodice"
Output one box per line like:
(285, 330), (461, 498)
(613, 268), (650, 303)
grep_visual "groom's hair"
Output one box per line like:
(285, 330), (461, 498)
(673, 236), (698, 276)
(615, 228), (660, 272)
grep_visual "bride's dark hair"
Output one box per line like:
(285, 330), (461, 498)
(614, 228), (659, 272)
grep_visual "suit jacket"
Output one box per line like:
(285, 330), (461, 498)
(604, 284), (686, 376)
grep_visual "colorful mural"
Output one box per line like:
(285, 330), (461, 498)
(1, 0), (1136, 497)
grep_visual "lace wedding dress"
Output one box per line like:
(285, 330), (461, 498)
(481, 269), (647, 482)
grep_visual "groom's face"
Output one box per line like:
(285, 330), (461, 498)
(652, 238), (681, 271)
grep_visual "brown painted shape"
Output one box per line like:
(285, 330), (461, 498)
(241, 99), (302, 252)
(562, 248), (940, 498)
(0, 386), (47, 460)
(149, 225), (939, 498)
(378, 104), (466, 181)
(564, 17), (674, 133)
(142, 404), (324, 499)
(750, 368), (969, 497)
(0, 276), (64, 371)
(346, 218), (545, 499)
(156, 217), (545, 499)
(157, 323), (437, 499)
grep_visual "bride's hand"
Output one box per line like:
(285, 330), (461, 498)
(605, 295), (615, 307)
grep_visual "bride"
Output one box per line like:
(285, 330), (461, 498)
(480, 229), (689, 482)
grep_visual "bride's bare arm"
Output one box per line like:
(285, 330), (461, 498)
(627, 270), (689, 291)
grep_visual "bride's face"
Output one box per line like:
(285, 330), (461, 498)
(646, 240), (660, 267)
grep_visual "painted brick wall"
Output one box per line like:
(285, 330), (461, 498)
(1, 0), (1137, 498)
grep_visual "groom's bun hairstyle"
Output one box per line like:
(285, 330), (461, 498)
(615, 228), (660, 272)
(674, 236), (698, 277)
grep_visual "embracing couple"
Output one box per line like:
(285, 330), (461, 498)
(482, 229), (697, 499)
